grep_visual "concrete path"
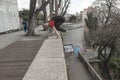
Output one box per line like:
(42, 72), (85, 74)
(0, 40), (46, 80)
(0, 26), (49, 80)
(63, 23), (85, 49)
(0, 26), (48, 50)
(0, 24), (93, 80)
(66, 54), (93, 80)
(0, 31), (24, 49)
(63, 23), (93, 80)
(23, 37), (68, 80)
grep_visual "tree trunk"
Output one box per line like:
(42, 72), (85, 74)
(26, 0), (50, 36)
(49, 0), (54, 19)
(55, 0), (58, 16)
(61, 0), (70, 16)
(104, 62), (112, 80)
(26, 15), (36, 36)
(26, 0), (37, 36)
(42, 0), (47, 22)
(62, 0), (70, 16)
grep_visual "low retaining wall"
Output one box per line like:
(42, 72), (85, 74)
(78, 53), (103, 80)
(23, 37), (68, 80)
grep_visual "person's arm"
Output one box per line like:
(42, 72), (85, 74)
(53, 26), (61, 39)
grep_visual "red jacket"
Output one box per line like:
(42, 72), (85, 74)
(49, 20), (55, 28)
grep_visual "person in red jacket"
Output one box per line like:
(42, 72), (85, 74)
(49, 16), (67, 38)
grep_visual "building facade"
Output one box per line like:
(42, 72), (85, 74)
(0, 0), (19, 32)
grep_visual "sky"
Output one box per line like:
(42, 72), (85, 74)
(17, 0), (95, 14)
(68, 0), (95, 14)
(17, 0), (30, 10)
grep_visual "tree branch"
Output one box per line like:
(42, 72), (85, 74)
(35, 0), (50, 16)
(62, 0), (70, 16)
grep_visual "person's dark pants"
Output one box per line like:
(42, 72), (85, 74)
(23, 26), (27, 32)
(55, 23), (66, 32)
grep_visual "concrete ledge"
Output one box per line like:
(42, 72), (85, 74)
(0, 29), (21, 35)
(78, 53), (103, 80)
(23, 37), (68, 80)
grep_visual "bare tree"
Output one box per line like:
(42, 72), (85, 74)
(42, 0), (47, 23)
(54, 0), (70, 16)
(26, 0), (37, 36)
(61, 0), (70, 16)
(26, 0), (50, 36)
(85, 0), (120, 79)
(26, 0), (70, 36)
(55, 0), (58, 15)
(49, 0), (54, 19)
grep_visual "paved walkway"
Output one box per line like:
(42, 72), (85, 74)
(0, 26), (48, 49)
(0, 26), (49, 80)
(0, 24), (94, 80)
(0, 40), (44, 80)
(66, 54), (93, 80)
(0, 31), (24, 49)
(63, 23), (93, 80)
(23, 36), (68, 80)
